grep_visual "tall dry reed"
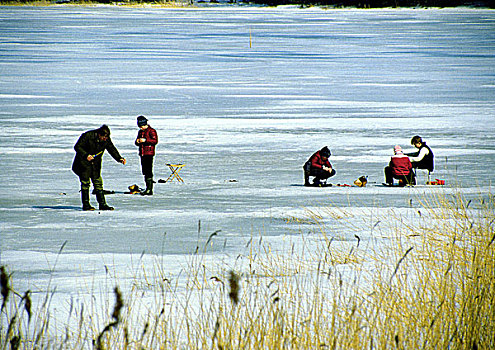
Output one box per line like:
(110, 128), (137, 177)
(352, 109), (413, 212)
(1, 190), (493, 349)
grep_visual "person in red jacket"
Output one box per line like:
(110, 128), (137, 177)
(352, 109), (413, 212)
(384, 145), (415, 186)
(303, 146), (336, 186)
(135, 116), (158, 195)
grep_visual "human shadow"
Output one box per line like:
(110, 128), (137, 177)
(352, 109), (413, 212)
(32, 205), (81, 210)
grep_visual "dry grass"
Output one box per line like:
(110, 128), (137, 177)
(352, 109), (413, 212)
(1, 190), (494, 349)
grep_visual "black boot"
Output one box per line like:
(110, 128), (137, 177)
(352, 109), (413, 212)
(304, 170), (311, 186)
(96, 190), (114, 210)
(81, 189), (95, 211)
(141, 177), (153, 196)
(312, 178), (322, 187)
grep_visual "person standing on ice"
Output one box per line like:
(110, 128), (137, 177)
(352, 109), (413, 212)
(135, 116), (158, 196)
(384, 145), (415, 186)
(72, 125), (126, 211)
(405, 135), (434, 173)
(303, 146), (336, 186)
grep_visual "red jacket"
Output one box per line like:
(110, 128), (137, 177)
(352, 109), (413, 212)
(135, 126), (158, 156)
(309, 150), (331, 170)
(389, 154), (412, 176)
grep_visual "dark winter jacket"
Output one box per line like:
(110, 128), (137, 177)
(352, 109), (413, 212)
(135, 126), (158, 156)
(389, 154), (412, 176)
(72, 129), (123, 179)
(407, 143), (434, 172)
(305, 150), (332, 171)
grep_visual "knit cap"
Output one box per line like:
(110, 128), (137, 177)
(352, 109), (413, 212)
(320, 146), (331, 158)
(137, 116), (148, 127)
(394, 145), (403, 154)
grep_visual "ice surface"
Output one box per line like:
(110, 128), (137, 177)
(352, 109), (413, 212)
(0, 5), (494, 332)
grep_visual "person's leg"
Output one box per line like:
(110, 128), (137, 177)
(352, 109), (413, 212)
(303, 169), (311, 186)
(384, 166), (394, 185)
(310, 168), (331, 186)
(93, 176), (113, 210)
(141, 156), (154, 195)
(303, 162), (311, 186)
(79, 178), (94, 211)
(92, 175), (104, 192)
(304, 171), (311, 186)
(407, 170), (416, 185)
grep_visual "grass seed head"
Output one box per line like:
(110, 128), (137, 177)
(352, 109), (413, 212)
(228, 270), (240, 306)
(111, 286), (123, 322)
(23, 290), (32, 323)
(1, 265), (10, 311)
(10, 335), (20, 350)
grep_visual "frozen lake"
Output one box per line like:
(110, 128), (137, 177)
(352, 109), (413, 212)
(0, 5), (494, 331)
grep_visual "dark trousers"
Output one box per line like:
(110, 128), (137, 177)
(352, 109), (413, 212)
(384, 166), (415, 186)
(141, 155), (154, 178)
(79, 175), (103, 191)
(304, 162), (336, 184)
(310, 168), (336, 180)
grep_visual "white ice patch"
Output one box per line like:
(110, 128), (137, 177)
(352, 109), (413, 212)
(0, 147), (71, 154)
(0, 94), (55, 99)
(352, 83), (420, 87)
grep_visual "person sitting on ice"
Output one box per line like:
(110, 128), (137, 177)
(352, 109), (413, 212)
(405, 135), (434, 173)
(303, 146), (336, 186)
(384, 145), (415, 187)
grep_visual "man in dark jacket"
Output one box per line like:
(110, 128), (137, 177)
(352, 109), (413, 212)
(135, 116), (158, 195)
(72, 125), (126, 211)
(303, 146), (336, 186)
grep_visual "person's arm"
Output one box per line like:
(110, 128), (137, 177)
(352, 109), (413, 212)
(136, 129), (157, 146)
(323, 160), (333, 172)
(146, 128), (158, 145)
(74, 132), (91, 161)
(135, 131), (142, 146)
(311, 154), (323, 169)
(106, 138), (126, 164)
(408, 147), (429, 162)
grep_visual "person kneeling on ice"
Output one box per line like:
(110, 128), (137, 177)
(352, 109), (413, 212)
(72, 125), (126, 211)
(135, 116), (158, 195)
(384, 145), (415, 187)
(303, 146), (336, 186)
